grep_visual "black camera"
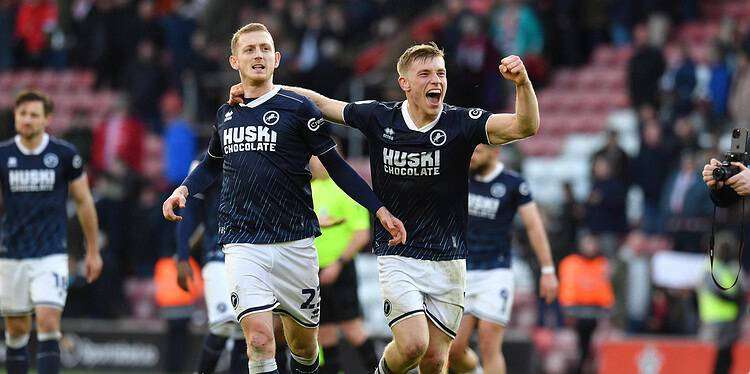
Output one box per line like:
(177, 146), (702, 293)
(713, 128), (750, 181)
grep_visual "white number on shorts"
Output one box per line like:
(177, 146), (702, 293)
(52, 273), (67, 290)
(300, 288), (317, 310)
(499, 288), (509, 313)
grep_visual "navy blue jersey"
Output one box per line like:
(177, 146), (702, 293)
(466, 164), (533, 270)
(0, 134), (84, 259)
(343, 100), (492, 260)
(207, 86), (336, 244)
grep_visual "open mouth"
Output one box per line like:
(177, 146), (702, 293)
(251, 64), (265, 73)
(426, 89), (442, 105)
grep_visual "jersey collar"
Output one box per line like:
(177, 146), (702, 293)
(401, 100), (442, 133)
(15, 133), (49, 155)
(474, 162), (504, 183)
(239, 85), (281, 108)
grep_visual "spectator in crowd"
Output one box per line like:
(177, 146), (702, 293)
(559, 232), (614, 374)
(585, 156), (628, 254)
(62, 107), (94, 164)
(13, 0), (57, 67)
(707, 43), (732, 129)
(729, 48), (750, 127)
(160, 90), (195, 187)
(91, 98), (146, 175)
(0, 0), (14, 70)
(593, 129), (630, 185)
(665, 45), (697, 118)
(160, 0), (197, 83)
(661, 152), (712, 252)
(488, 0), (544, 57)
(631, 118), (672, 233)
(628, 23), (666, 109)
(123, 38), (165, 129)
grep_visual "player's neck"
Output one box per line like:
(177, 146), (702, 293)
(405, 100), (439, 128)
(242, 80), (275, 99)
(18, 133), (46, 152)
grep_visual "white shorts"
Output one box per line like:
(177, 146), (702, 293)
(202, 261), (237, 328)
(464, 268), (515, 326)
(0, 254), (69, 316)
(378, 256), (466, 339)
(223, 237), (320, 328)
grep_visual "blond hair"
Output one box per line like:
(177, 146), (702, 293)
(396, 42), (445, 76)
(231, 23), (273, 54)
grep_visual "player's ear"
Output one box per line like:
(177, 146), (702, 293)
(274, 51), (281, 69)
(229, 54), (240, 71)
(398, 76), (410, 92)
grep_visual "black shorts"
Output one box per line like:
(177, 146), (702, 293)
(319, 261), (363, 324)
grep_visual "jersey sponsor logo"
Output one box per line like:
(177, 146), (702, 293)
(43, 153), (59, 168)
(222, 125), (278, 153)
(468, 192), (500, 219)
(468, 108), (484, 120)
(383, 127), (395, 141)
(490, 183), (506, 198)
(72, 155), (83, 169)
(263, 110), (279, 126)
(382, 147), (441, 176)
(307, 117), (324, 132)
(519, 182), (530, 196)
(7, 157), (17, 168)
(8, 169), (56, 192)
(224, 111), (233, 122)
(429, 129), (447, 146)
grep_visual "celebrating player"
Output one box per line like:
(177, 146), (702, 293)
(0, 91), (102, 374)
(163, 23), (405, 374)
(230, 42), (539, 373)
(175, 158), (248, 374)
(448, 144), (558, 374)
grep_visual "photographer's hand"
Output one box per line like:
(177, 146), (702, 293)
(726, 162), (750, 196)
(703, 159), (724, 190)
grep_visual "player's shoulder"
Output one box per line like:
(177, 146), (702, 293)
(277, 88), (319, 115)
(48, 136), (79, 155)
(500, 168), (525, 183)
(443, 103), (487, 119)
(0, 137), (15, 151)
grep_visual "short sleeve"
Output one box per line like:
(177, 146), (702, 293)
(66, 146), (84, 182)
(516, 178), (533, 206)
(458, 107), (493, 147)
(298, 98), (336, 156)
(342, 100), (381, 132)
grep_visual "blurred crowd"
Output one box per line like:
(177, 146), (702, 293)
(0, 0), (749, 368)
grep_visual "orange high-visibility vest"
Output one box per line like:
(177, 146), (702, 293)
(154, 257), (204, 308)
(558, 254), (614, 308)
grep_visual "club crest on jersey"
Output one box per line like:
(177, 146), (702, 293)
(519, 182), (530, 196)
(72, 155), (83, 169)
(43, 153), (59, 168)
(224, 111), (233, 122)
(263, 110), (279, 126)
(7, 157), (17, 168)
(307, 117), (324, 132)
(468, 108), (483, 120)
(429, 129), (447, 146)
(383, 299), (392, 317)
(383, 127), (395, 141)
(490, 183), (506, 198)
(231, 292), (239, 310)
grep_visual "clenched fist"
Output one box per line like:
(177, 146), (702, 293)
(499, 55), (530, 86)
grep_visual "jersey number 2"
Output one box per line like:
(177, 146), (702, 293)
(301, 288), (317, 310)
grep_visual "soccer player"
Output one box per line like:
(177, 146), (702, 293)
(0, 91), (102, 374)
(309, 155), (380, 373)
(230, 42), (540, 373)
(175, 158), (247, 374)
(448, 144), (558, 374)
(162, 23), (406, 374)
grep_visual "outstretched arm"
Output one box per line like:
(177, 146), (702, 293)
(486, 55), (540, 145)
(518, 202), (558, 304)
(163, 153), (221, 222)
(229, 84), (349, 124)
(317, 149), (406, 245)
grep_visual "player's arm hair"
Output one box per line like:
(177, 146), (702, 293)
(176, 196), (202, 261)
(486, 80), (540, 144)
(317, 149), (383, 214)
(338, 229), (371, 264)
(181, 152), (221, 196)
(284, 86), (348, 124)
(69, 174), (99, 255)
(518, 201), (554, 268)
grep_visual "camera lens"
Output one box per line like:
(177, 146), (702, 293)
(713, 167), (728, 181)
(733, 129), (741, 138)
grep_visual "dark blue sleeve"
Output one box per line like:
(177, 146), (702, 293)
(517, 178), (533, 206)
(318, 149), (384, 214)
(457, 107), (492, 146)
(176, 196), (203, 261)
(181, 148), (221, 196)
(342, 100), (381, 134)
(297, 98), (337, 155)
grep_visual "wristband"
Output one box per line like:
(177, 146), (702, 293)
(541, 266), (555, 275)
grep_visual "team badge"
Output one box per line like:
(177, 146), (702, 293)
(468, 108), (483, 119)
(72, 155), (82, 169)
(429, 129), (447, 146)
(7, 157), (16, 168)
(383, 299), (392, 317)
(519, 182), (530, 196)
(263, 110), (280, 126)
(43, 153), (59, 168)
(231, 292), (239, 310)
(307, 118), (324, 132)
(490, 183), (506, 198)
